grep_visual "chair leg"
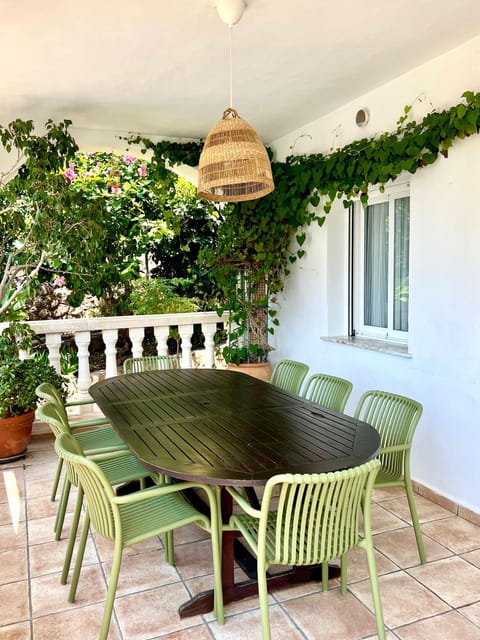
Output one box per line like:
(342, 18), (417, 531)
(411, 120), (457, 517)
(321, 561), (329, 592)
(68, 509), (90, 602)
(404, 476), (427, 564)
(208, 486), (224, 625)
(363, 541), (386, 640)
(54, 477), (71, 540)
(257, 562), (272, 640)
(340, 553), (348, 593)
(164, 530), (174, 565)
(99, 538), (123, 640)
(51, 457), (63, 502)
(61, 486), (84, 584)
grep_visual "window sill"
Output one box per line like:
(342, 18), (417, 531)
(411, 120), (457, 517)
(321, 335), (411, 358)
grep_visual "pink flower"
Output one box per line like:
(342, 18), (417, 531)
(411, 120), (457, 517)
(110, 186), (121, 194)
(68, 162), (75, 169)
(138, 164), (147, 177)
(124, 155), (135, 164)
(64, 168), (77, 182)
(53, 275), (66, 287)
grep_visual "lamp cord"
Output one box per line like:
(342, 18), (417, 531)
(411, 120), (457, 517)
(229, 24), (233, 109)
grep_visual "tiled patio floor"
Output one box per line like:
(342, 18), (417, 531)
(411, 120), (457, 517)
(2, 434), (480, 640)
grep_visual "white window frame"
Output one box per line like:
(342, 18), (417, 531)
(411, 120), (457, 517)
(353, 181), (410, 343)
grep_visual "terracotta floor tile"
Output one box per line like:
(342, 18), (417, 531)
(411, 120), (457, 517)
(369, 503), (409, 535)
(174, 538), (217, 581)
(395, 610), (480, 639)
(0, 521), (26, 552)
(0, 580), (29, 626)
(373, 527), (452, 568)
(0, 489), (25, 525)
(32, 603), (121, 640)
(31, 565), (107, 617)
(103, 547), (181, 596)
(349, 570), (450, 628)
(408, 556), (480, 608)
(380, 494), (453, 524)
(29, 536), (98, 577)
(461, 549), (480, 568)
(0, 548), (28, 584)
(460, 601), (480, 629)
(422, 516), (480, 554)
(114, 582), (203, 640)
(282, 588), (379, 640)
(372, 486), (406, 502)
(152, 625), (216, 640)
(0, 621), (31, 639)
(26, 494), (59, 520)
(211, 605), (306, 639)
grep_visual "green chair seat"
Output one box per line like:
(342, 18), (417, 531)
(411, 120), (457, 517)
(269, 359), (309, 394)
(55, 432), (223, 640)
(225, 460), (385, 640)
(302, 373), (353, 412)
(354, 389), (426, 564)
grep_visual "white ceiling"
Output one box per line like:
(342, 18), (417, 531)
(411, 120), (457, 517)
(2, 0), (480, 147)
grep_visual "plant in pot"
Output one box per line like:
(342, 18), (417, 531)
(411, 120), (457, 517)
(0, 322), (66, 462)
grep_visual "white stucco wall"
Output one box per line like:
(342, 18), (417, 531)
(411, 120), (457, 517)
(270, 34), (480, 513)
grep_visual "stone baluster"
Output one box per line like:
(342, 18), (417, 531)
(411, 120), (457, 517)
(202, 323), (217, 368)
(75, 331), (92, 399)
(178, 324), (193, 368)
(45, 332), (62, 373)
(153, 325), (170, 356)
(102, 329), (119, 378)
(129, 328), (144, 359)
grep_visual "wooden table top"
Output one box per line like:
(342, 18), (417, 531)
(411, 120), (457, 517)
(90, 368), (380, 486)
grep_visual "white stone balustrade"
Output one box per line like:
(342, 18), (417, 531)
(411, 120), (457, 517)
(0, 312), (227, 401)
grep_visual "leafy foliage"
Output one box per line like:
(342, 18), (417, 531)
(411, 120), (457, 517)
(0, 322), (66, 418)
(129, 90), (480, 360)
(127, 278), (200, 315)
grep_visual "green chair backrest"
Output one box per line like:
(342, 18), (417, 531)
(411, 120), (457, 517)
(302, 373), (353, 412)
(55, 432), (118, 541)
(256, 460), (380, 566)
(354, 390), (423, 480)
(123, 355), (181, 374)
(36, 398), (71, 437)
(269, 359), (309, 394)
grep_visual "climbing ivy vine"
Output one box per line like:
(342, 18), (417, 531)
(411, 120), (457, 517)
(129, 90), (480, 359)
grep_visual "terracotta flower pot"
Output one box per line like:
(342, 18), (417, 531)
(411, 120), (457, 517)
(0, 410), (35, 463)
(226, 362), (272, 382)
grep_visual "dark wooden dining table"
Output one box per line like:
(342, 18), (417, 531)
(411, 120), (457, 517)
(90, 368), (380, 617)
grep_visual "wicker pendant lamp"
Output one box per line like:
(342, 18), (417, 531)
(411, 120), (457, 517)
(197, 0), (274, 203)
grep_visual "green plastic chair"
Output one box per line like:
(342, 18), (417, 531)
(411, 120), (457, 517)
(269, 359), (309, 394)
(54, 431), (224, 640)
(123, 355), (181, 374)
(36, 382), (127, 503)
(36, 384), (128, 540)
(225, 460), (384, 640)
(354, 389), (426, 564)
(302, 373), (353, 412)
(39, 404), (158, 584)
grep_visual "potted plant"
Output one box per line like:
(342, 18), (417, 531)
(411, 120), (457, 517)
(0, 321), (66, 462)
(215, 260), (273, 380)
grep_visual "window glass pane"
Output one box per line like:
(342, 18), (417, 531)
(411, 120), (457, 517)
(393, 197), (410, 331)
(364, 202), (388, 327)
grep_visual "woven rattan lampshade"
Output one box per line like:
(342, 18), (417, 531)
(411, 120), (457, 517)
(197, 107), (274, 203)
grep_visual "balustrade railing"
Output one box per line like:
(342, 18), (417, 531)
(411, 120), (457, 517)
(1, 312), (227, 400)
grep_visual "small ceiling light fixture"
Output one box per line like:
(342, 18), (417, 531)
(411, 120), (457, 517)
(197, 0), (274, 203)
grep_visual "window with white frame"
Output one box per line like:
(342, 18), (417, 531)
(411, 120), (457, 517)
(352, 183), (410, 342)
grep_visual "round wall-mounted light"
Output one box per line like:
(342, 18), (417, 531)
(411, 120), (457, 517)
(355, 108), (369, 128)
